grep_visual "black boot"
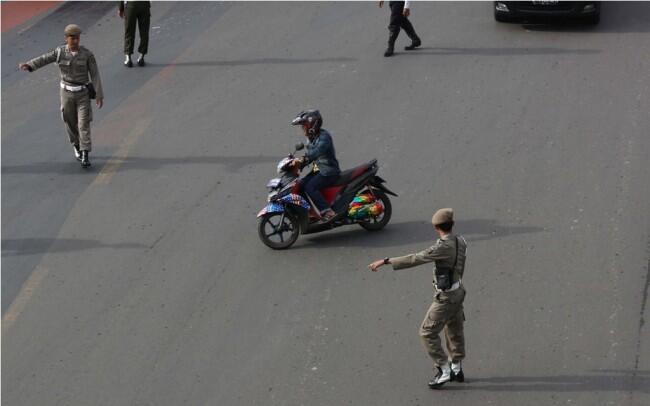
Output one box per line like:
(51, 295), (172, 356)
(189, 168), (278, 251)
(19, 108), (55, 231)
(403, 21), (421, 50)
(137, 54), (146, 67)
(384, 29), (399, 57)
(72, 144), (81, 161)
(404, 37), (421, 51)
(450, 362), (464, 382)
(124, 54), (133, 68)
(81, 150), (91, 168)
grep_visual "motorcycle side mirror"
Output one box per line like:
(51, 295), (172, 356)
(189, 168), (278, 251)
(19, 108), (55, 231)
(295, 142), (305, 151)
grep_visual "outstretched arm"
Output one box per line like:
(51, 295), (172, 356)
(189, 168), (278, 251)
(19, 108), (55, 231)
(390, 245), (442, 270)
(369, 244), (443, 272)
(20, 49), (57, 72)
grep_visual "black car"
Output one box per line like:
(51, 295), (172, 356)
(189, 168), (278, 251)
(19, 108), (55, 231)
(494, 1), (601, 24)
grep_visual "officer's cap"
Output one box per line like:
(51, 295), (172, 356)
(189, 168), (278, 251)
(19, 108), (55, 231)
(432, 208), (454, 226)
(64, 24), (82, 36)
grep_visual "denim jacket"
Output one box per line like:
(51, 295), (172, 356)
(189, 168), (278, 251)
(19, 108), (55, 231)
(304, 129), (341, 176)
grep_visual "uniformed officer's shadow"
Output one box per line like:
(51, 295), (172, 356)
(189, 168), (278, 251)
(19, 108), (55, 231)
(1, 155), (279, 175)
(1, 238), (146, 257)
(444, 369), (649, 393)
(145, 56), (356, 68)
(403, 47), (600, 56)
(300, 218), (544, 248)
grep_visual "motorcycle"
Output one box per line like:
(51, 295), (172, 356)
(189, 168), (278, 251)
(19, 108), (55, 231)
(257, 143), (397, 249)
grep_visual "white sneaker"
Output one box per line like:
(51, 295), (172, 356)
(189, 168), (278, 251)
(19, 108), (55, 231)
(72, 145), (81, 161)
(428, 364), (452, 389)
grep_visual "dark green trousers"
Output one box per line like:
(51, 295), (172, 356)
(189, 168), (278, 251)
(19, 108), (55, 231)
(124, 3), (150, 55)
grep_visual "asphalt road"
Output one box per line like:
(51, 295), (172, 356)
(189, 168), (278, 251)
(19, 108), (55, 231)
(2, 2), (649, 405)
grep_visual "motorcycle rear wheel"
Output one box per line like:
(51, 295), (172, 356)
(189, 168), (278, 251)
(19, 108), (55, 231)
(359, 191), (392, 232)
(258, 211), (300, 249)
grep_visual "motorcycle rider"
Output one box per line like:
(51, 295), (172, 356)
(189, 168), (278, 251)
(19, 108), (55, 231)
(291, 110), (341, 221)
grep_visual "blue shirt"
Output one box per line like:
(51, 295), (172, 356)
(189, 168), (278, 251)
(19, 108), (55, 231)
(304, 129), (341, 176)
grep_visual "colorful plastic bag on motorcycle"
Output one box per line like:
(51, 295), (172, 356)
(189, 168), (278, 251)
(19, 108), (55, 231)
(347, 194), (384, 220)
(353, 194), (374, 205)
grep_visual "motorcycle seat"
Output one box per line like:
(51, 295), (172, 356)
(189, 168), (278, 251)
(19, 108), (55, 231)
(331, 159), (377, 186)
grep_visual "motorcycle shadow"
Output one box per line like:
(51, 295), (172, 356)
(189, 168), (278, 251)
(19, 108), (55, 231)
(298, 218), (544, 249)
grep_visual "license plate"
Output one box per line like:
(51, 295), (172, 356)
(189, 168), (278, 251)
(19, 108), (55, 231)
(532, 0), (559, 4)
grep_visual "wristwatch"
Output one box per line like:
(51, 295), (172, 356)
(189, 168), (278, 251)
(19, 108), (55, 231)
(383, 257), (390, 265)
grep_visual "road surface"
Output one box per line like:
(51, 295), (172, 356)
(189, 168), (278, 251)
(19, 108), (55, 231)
(2, 2), (649, 405)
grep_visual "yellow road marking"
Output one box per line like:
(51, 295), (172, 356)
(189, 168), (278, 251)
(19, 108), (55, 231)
(94, 117), (152, 185)
(2, 265), (49, 334)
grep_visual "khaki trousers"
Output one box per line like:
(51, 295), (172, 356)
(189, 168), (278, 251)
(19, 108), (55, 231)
(60, 88), (92, 152)
(419, 286), (466, 367)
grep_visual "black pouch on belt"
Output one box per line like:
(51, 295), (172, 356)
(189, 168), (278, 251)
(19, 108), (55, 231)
(433, 236), (458, 291)
(86, 83), (96, 99)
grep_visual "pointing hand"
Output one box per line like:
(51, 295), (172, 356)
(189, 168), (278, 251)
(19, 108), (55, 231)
(368, 259), (385, 272)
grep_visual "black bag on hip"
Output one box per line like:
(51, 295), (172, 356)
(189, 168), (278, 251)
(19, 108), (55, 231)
(86, 83), (96, 99)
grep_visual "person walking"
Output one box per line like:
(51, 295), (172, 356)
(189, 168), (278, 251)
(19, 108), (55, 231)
(119, 1), (151, 67)
(368, 208), (468, 389)
(19, 24), (104, 168)
(378, 1), (421, 57)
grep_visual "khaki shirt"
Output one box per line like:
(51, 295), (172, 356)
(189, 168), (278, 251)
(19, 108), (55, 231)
(27, 45), (104, 99)
(390, 233), (467, 287)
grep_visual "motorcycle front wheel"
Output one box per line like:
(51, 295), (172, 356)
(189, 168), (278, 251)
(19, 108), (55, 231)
(258, 211), (300, 249)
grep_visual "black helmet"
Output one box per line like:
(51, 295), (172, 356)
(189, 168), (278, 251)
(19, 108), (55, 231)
(291, 109), (322, 135)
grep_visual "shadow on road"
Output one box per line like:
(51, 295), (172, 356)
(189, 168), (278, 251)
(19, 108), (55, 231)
(299, 218), (544, 248)
(147, 57), (356, 68)
(1, 155), (279, 175)
(447, 370), (649, 393)
(406, 47), (600, 56)
(2, 238), (146, 257)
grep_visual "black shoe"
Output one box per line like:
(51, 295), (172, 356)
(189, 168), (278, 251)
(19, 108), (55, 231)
(384, 45), (395, 57)
(81, 151), (91, 168)
(124, 56), (133, 68)
(137, 56), (145, 67)
(404, 38), (421, 51)
(72, 144), (81, 161)
(450, 369), (464, 383)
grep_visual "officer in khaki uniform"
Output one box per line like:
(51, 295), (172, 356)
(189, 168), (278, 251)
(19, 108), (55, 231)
(369, 208), (468, 389)
(19, 24), (104, 168)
